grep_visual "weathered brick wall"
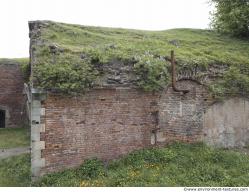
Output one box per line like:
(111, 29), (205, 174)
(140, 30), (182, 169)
(40, 88), (159, 174)
(38, 81), (210, 175)
(29, 70), (249, 178)
(0, 63), (24, 128)
(158, 80), (209, 143)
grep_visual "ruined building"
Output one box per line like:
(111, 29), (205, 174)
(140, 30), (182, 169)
(2, 20), (248, 179)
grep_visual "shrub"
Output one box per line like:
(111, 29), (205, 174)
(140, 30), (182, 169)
(33, 50), (99, 94)
(210, 0), (249, 38)
(134, 54), (169, 91)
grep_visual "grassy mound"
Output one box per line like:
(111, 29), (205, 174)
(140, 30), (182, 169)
(34, 143), (249, 187)
(31, 21), (249, 95)
(39, 22), (249, 66)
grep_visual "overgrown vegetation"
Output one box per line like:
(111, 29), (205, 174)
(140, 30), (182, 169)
(34, 48), (99, 93)
(32, 21), (249, 95)
(0, 154), (30, 187)
(134, 54), (169, 91)
(17, 58), (30, 82)
(34, 143), (249, 187)
(0, 128), (29, 149)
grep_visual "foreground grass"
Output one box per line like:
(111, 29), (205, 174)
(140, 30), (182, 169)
(0, 143), (248, 187)
(35, 143), (249, 187)
(0, 128), (30, 149)
(0, 154), (30, 187)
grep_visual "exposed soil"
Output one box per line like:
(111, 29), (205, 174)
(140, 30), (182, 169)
(0, 147), (30, 159)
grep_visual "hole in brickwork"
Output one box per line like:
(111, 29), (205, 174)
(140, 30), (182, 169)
(0, 110), (6, 128)
(32, 120), (40, 125)
(76, 120), (85, 125)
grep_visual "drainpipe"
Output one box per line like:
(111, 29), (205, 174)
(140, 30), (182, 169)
(171, 50), (189, 94)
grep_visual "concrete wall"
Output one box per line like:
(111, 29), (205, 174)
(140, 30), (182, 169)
(203, 98), (249, 148)
(0, 63), (25, 128)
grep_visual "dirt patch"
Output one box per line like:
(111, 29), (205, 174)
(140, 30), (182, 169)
(0, 147), (30, 159)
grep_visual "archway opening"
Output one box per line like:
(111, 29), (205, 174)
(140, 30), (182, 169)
(0, 110), (6, 128)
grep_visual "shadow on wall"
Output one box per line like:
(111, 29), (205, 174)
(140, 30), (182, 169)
(0, 109), (5, 128)
(0, 107), (10, 129)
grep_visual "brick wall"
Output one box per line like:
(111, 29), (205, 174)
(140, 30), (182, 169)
(38, 81), (209, 175)
(0, 63), (24, 128)
(158, 80), (209, 144)
(40, 88), (159, 174)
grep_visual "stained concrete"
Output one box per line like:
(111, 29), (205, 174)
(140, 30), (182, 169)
(203, 98), (249, 148)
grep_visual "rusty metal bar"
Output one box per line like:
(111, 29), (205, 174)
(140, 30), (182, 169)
(171, 50), (189, 94)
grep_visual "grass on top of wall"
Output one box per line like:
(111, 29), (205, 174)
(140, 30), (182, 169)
(31, 21), (249, 95)
(34, 142), (249, 187)
(0, 128), (30, 149)
(40, 21), (249, 66)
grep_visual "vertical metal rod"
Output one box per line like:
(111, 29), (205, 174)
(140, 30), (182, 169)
(171, 50), (177, 91)
(170, 50), (189, 94)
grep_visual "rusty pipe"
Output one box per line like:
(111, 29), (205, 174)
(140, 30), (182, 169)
(171, 50), (189, 94)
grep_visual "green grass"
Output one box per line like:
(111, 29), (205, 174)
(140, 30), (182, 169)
(0, 154), (31, 187)
(0, 143), (248, 187)
(0, 128), (30, 149)
(32, 21), (249, 95)
(34, 143), (249, 187)
(39, 22), (249, 66)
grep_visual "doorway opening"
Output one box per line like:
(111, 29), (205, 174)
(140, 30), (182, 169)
(0, 110), (6, 128)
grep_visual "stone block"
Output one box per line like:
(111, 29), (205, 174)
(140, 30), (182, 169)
(32, 141), (45, 150)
